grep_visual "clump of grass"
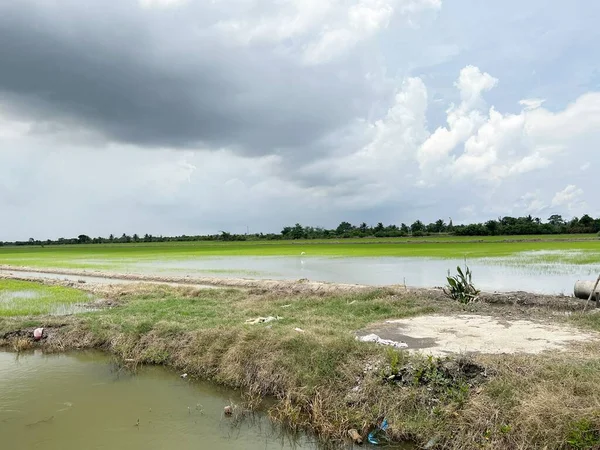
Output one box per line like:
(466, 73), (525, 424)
(443, 265), (480, 304)
(12, 337), (32, 352)
(567, 418), (600, 449)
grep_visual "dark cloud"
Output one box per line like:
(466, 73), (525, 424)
(0, 0), (382, 155)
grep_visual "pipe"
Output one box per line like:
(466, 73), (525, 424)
(574, 280), (600, 300)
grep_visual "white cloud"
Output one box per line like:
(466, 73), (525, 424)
(455, 65), (498, 111)
(417, 66), (497, 170)
(552, 185), (584, 208)
(514, 191), (547, 214)
(519, 98), (546, 111)
(409, 65), (600, 194)
(295, 75), (428, 203)
(213, 0), (441, 63)
(294, 64), (600, 222)
(139, 0), (187, 8)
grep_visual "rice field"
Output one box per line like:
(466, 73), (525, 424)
(1, 237), (600, 294)
(0, 235), (599, 269)
(0, 279), (91, 317)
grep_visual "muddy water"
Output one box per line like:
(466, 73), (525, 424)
(0, 351), (319, 450)
(124, 256), (600, 294)
(5, 253), (600, 294)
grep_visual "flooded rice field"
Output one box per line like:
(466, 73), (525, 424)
(110, 252), (600, 294)
(4, 250), (600, 294)
(0, 351), (320, 450)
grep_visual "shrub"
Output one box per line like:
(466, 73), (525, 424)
(443, 265), (480, 304)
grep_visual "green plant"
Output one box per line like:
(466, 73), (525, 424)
(443, 265), (480, 304)
(567, 418), (600, 449)
(386, 347), (404, 375)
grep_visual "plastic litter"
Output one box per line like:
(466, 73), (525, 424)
(357, 334), (408, 349)
(294, 327), (305, 333)
(367, 418), (389, 445)
(244, 316), (281, 325)
(33, 328), (44, 341)
(347, 429), (362, 444)
(424, 437), (438, 449)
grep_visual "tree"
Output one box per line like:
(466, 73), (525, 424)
(335, 221), (353, 235)
(410, 220), (425, 233)
(547, 214), (565, 226)
(434, 219), (446, 233)
(77, 234), (91, 244)
(485, 220), (498, 234)
(374, 222), (384, 233)
(579, 214), (594, 227)
(290, 223), (305, 239)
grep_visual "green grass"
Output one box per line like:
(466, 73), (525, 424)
(0, 235), (599, 270)
(0, 279), (90, 317)
(94, 287), (433, 338)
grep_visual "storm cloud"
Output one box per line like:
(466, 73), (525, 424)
(0, 0), (397, 153)
(1, 0), (600, 240)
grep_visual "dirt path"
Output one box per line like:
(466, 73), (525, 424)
(0, 264), (371, 294)
(358, 314), (597, 356)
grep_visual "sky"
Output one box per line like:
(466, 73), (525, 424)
(1, 0), (599, 240)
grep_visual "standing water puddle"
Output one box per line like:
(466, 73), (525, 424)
(0, 351), (320, 450)
(125, 255), (600, 294)
(5, 251), (600, 294)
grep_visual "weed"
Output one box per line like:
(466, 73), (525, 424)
(386, 347), (405, 375)
(12, 337), (32, 352)
(567, 418), (600, 449)
(443, 265), (480, 304)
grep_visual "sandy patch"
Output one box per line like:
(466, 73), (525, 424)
(358, 314), (596, 356)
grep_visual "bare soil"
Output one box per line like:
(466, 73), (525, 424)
(358, 314), (597, 356)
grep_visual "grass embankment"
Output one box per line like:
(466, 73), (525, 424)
(0, 235), (599, 270)
(2, 279), (600, 448)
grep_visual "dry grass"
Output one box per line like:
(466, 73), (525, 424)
(11, 337), (33, 352)
(1, 282), (600, 449)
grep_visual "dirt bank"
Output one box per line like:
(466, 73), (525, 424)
(0, 264), (371, 294)
(2, 270), (600, 449)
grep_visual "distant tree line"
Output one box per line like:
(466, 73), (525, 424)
(280, 214), (600, 239)
(1, 214), (599, 247)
